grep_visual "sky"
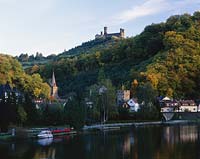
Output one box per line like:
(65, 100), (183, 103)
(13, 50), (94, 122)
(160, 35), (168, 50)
(0, 0), (199, 56)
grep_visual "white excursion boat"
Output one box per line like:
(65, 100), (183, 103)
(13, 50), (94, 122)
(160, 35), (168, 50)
(37, 130), (53, 138)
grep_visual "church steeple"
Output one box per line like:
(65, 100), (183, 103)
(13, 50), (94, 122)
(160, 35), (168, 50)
(52, 71), (57, 87)
(51, 70), (59, 99)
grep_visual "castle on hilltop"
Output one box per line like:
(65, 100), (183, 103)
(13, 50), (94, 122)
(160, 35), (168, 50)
(95, 27), (125, 39)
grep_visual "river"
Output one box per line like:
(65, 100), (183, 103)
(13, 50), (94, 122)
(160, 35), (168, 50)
(1, 124), (200, 159)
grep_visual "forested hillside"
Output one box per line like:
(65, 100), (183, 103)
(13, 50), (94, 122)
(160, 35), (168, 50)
(33, 11), (200, 99)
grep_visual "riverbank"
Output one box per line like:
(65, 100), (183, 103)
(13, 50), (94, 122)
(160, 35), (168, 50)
(0, 127), (77, 141)
(1, 120), (199, 141)
(83, 120), (200, 131)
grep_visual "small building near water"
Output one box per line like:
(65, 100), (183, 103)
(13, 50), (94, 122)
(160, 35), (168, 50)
(116, 90), (130, 106)
(178, 100), (197, 112)
(159, 97), (198, 113)
(159, 97), (179, 112)
(123, 98), (140, 112)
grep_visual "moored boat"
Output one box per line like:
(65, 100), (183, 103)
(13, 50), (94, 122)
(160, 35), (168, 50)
(37, 130), (53, 138)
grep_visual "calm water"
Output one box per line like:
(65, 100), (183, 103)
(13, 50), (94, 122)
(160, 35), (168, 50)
(1, 125), (200, 159)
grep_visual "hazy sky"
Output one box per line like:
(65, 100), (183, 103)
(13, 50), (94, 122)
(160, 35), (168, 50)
(0, 0), (199, 56)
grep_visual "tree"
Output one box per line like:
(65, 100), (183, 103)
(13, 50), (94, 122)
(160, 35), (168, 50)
(85, 84), (100, 123)
(64, 96), (85, 130)
(96, 69), (118, 121)
(17, 106), (27, 125)
(0, 93), (9, 131)
(23, 94), (38, 125)
(100, 79), (118, 121)
(131, 79), (138, 97)
(136, 83), (160, 120)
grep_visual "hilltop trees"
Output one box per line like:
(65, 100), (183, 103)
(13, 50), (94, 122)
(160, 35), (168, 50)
(17, 52), (45, 62)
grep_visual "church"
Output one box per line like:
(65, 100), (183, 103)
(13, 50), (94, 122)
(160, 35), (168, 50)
(50, 71), (59, 100)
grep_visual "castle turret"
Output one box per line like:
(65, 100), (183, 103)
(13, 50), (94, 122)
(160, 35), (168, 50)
(120, 28), (125, 38)
(51, 71), (59, 99)
(104, 26), (107, 35)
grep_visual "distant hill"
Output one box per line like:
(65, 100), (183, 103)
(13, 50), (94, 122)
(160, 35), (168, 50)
(28, 11), (200, 99)
(17, 37), (121, 69)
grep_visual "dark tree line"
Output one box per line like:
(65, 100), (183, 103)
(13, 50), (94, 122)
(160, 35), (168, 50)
(0, 92), (39, 131)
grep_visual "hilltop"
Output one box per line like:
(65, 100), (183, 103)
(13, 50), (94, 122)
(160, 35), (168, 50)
(58, 26), (125, 58)
(17, 33), (122, 68)
(58, 38), (122, 58)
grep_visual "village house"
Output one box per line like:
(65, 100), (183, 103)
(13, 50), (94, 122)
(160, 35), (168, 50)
(159, 97), (198, 113)
(159, 97), (179, 112)
(0, 82), (22, 102)
(178, 100), (198, 112)
(116, 89), (130, 106)
(0, 82), (12, 99)
(123, 98), (140, 112)
(116, 87), (140, 112)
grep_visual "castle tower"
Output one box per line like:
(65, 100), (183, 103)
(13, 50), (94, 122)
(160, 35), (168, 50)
(120, 28), (125, 38)
(51, 71), (59, 99)
(104, 26), (107, 35)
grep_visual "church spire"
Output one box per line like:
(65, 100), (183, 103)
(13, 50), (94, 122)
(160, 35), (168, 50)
(51, 70), (59, 99)
(52, 71), (57, 87)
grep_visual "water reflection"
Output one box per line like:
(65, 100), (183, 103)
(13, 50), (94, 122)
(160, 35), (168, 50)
(33, 147), (56, 159)
(37, 138), (53, 146)
(163, 125), (199, 145)
(1, 125), (200, 159)
(123, 133), (134, 153)
(180, 125), (198, 142)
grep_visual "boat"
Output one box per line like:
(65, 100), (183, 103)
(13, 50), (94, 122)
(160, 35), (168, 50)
(51, 128), (71, 134)
(37, 130), (53, 138)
